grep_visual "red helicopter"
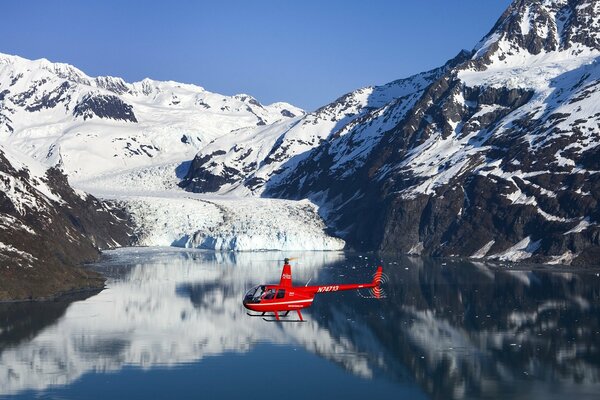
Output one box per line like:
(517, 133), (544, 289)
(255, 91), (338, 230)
(243, 258), (383, 322)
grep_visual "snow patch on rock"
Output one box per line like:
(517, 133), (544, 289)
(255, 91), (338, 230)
(471, 240), (496, 259)
(564, 217), (593, 234)
(0, 242), (37, 266)
(489, 236), (541, 262)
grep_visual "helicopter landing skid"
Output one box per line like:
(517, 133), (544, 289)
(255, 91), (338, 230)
(261, 310), (304, 322)
(246, 311), (291, 317)
(246, 312), (266, 317)
(262, 317), (306, 322)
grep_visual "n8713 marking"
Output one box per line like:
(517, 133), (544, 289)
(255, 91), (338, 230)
(317, 285), (339, 293)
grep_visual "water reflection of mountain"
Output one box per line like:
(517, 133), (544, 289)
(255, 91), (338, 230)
(0, 291), (99, 351)
(0, 248), (599, 399)
(311, 257), (600, 399)
(0, 249), (357, 395)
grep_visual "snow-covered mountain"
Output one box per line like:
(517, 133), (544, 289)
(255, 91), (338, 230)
(183, 0), (600, 264)
(0, 53), (343, 258)
(3, 0), (599, 265)
(0, 144), (132, 300)
(0, 53), (303, 181)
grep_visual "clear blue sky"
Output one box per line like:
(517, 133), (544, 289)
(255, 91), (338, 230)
(1, 0), (512, 110)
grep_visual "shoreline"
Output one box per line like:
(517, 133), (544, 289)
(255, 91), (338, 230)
(0, 285), (104, 304)
(0, 281), (105, 304)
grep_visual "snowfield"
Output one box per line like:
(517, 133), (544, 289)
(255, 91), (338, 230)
(0, 53), (304, 181)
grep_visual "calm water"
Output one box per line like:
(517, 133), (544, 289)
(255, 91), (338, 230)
(1, 248), (599, 400)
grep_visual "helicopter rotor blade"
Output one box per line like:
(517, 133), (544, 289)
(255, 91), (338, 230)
(263, 257), (299, 262)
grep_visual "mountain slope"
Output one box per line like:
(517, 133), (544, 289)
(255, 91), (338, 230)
(262, 0), (600, 264)
(0, 145), (133, 300)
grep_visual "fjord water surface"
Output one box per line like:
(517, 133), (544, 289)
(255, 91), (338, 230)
(1, 248), (599, 399)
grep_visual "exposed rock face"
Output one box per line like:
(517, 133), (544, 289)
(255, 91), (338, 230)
(477, 0), (600, 58)
(0, 148), (133, 301)
(73, 94), (137, 122)
(260, 0), (600, 264)
(25, 81), (73, 113)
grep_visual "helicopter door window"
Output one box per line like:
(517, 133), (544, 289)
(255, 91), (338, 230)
(276, 289), (285, 299)
(264, 288), (276, 300)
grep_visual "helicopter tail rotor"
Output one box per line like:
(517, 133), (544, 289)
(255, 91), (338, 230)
(369, 266), (388, 299)
(373, 266), (383, 286)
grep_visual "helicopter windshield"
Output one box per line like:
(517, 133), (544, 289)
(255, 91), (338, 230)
(244, 285), (266, 303)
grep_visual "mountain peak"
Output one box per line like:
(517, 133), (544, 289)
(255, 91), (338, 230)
(473, 0), (599, 63)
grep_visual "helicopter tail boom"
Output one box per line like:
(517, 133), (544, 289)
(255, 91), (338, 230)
(307, 266), (384, 294)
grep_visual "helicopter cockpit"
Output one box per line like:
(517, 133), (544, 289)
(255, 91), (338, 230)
(243, 285), (284, 304)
